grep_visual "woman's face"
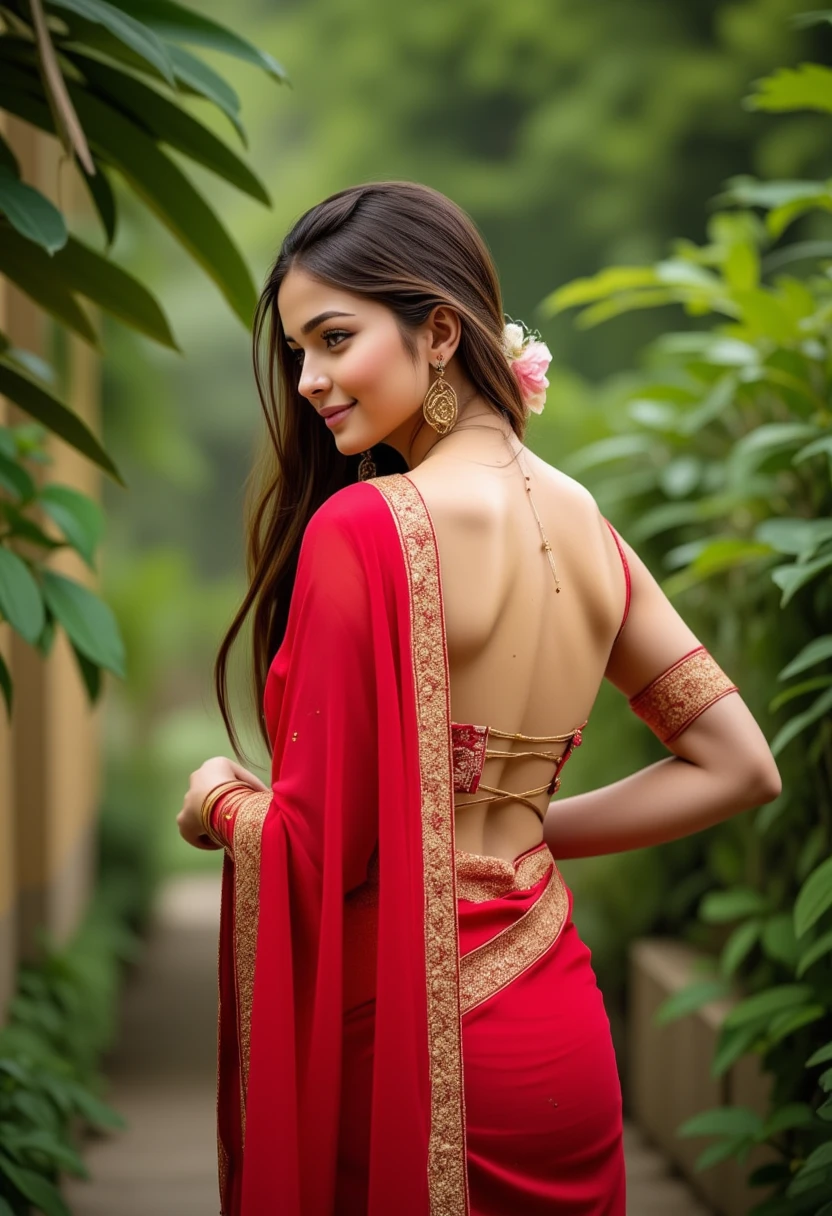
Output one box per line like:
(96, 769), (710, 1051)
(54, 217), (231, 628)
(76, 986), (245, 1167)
(277, 267), (433, 460)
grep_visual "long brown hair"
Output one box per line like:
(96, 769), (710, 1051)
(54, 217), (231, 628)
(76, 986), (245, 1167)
(215, 181), (528, 759)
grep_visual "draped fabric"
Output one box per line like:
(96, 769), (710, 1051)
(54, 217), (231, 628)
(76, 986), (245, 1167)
(215, 473), (468, 1216)
(211, 472), (626, 1215)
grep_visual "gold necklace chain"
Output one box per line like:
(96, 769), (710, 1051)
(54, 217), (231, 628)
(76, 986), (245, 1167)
(504, 433), (561, 593)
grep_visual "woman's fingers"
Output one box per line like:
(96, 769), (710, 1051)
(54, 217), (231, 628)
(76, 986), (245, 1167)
(228, 760), (270, 792)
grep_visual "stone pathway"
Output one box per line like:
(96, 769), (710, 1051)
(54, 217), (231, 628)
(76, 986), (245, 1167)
(65, 874), (714, 1216)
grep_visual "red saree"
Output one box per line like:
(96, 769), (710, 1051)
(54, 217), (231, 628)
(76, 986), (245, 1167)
(210, 472), (625, 1215)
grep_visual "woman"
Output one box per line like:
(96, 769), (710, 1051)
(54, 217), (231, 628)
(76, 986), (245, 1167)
(177, 181), (782, 1216)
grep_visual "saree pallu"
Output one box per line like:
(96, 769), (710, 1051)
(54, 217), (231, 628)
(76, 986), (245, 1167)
(213, 471), (625, 1215)
(338, 845), (625, 1215)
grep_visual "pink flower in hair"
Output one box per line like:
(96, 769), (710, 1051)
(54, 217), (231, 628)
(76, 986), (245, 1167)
(503, 320), (552, 414)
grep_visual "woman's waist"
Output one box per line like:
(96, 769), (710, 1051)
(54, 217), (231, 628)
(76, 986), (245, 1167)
(343, 843), (569, 1014)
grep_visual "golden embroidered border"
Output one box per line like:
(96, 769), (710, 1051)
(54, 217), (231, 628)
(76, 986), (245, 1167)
(629, 645), (739, 743)
(459, 860), (569, 1016)
(230, 791), (272, 1138)
(217, 854), (231, 1212)
(371, 473), (469, 1216)
(455, 846), (552, 904)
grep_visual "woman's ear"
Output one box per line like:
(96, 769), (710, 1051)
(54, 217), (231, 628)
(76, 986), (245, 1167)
(425, 305), (462, 363)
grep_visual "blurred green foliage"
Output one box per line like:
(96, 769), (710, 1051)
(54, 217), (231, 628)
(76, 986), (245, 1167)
(548, 18), (832, 1207)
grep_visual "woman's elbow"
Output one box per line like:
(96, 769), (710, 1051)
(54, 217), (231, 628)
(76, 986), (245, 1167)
(748, 755), (783, 806)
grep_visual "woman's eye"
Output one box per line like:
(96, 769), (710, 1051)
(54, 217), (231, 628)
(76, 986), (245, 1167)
(321, 329), (350, 348)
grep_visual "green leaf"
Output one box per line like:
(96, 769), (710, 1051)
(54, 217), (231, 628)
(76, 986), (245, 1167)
(71, 640), (103, 703)
(768, 676), (832, 714)
(765, 1005), (826, 1048)
(795, 856), (832, 938)
(794, 434), (832, 472)
(821, 1068), (832, 1093)
(759, 1103), (815, 1138)
(761, 912), (801, 967)
(747, 64), (832, 115)
(164, 44), (245, 142)
(797, 927), (832, 977)
(711, 1022), (762, 1078)
(723, 984), (815, 1029)
(48, 0), (176, 84)
(729, 423), (821, 480)
(1, 1128), (88, 1177)
(700, 888), (770, 923)
(654, 979), (731, 1026)
(772, 553), (832, 608)
(720, 919), (762, 976)
(801, 1142), (832, 1175)
(107, 0), (288, 81)
(0, 651), (11, 718)
(0, 1154), (71, 1216)
(0, 361), (123, 484)
(0, 1197), (14, 1216)
(62, 1080), (126, 1129)
(53, 235), (179, 349)
(68, 85), (257, 325)
(806, 1042), (832, 1068)
(771, 685), (832, 756)
(778, 636), (832, 682)
(0, 548), (45, 643)
(677, 375), (738, 435)
(0, 450), (35, 501)
(756, 519), (832, 559)
(38, 484), (104, 569)
(40, 570), (125, 678)
(0, 165), (67, 253)
(71, 52), (269, 204)
(677, 1105), (764, 1139)
(694, 1137), (747, 1171)
(0, 224), (97, 344)
(80, 156), (117, 246)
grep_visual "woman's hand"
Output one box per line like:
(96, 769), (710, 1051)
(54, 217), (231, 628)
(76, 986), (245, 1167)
(178, 757), (270, 850)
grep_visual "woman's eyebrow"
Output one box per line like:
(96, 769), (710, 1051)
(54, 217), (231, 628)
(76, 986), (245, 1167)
(285, 311), (356, 342)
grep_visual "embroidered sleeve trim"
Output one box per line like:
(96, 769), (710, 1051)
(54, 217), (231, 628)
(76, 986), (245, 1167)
(628, 645), (739, 743)
(372, 473), (469, 1216)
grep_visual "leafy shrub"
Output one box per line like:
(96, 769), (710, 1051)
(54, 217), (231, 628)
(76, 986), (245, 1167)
(546, 11), (832, 1211)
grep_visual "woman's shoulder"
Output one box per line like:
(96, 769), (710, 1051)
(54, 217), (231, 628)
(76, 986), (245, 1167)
(305, 475), (405, 545)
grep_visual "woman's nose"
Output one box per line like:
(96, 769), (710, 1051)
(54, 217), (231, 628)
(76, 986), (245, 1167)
(298, 363), (330, 399)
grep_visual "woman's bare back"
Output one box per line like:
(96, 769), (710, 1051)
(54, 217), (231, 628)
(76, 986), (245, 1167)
(406, 441), (628, 861)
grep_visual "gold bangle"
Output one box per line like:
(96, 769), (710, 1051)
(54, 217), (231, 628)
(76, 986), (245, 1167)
(200, 781), (248, 845)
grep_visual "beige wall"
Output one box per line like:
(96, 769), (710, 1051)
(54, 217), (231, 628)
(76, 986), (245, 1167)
(0, 117), (101, 1014)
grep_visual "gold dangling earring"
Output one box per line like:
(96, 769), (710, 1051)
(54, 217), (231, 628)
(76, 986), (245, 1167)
(422, 356), (458, 436)
(357, 448), (377, 480)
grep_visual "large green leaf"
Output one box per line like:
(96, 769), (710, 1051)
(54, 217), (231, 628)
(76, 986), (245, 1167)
(719, 919), (762, 977)
(770, 684), (832, 755)
(722, 984), (814, 1028)
(756, 518), (832, 558)
(677, 1105), (764, 1139)
(0, 548), (45, 645)
(794, 856), (832, 939)
(54, 235), (179, 348)
(68, 85), (257, 324)
(797, 927), (832, 977)
(107, 0), (288, 81)
(80, 155), (117, 246)
(699, 888), (770, 923)
(0, 450), (36, 501)
(40, 570), (125, 678)
(747, 64), (832, 115)
(164, 44), (245, 143)
(53, 13), (246, 141)
(0, 361), (123, 483)
(71, 52), (269, 203)
(0, 164), (67, 253)
(771, 551), (832, 607)
(48, 0), (176, 84)
(0, 1155), (71, 1216)
(0, 223), (97, 343)
(38, 484), (104, 569)
(654, 978), (731, 1025)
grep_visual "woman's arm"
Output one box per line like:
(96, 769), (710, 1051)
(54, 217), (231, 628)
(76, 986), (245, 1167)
(544, 527), (782, 860)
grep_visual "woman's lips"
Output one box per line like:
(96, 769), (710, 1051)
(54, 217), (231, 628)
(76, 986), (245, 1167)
(324, 403), (356, 428)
